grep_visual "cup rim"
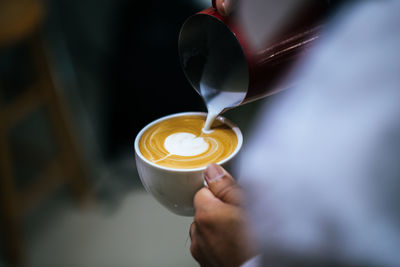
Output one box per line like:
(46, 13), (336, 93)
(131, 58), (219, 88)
(134, 111), (243, 172)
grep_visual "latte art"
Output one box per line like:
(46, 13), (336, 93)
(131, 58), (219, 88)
(164, 132), (209, 157)
(139, 115), (238, 169)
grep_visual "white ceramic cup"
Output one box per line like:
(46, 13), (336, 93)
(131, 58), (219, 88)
(134, 112), (243, 216)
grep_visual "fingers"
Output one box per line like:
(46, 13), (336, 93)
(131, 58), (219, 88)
(194, 187), (221, 215)
(204, 163), (243, 205)
(190, 222), (215, 267)
(215, 0), (237, 16)
(189, 221), (195, 241)
(190, 165), (248, 266)
(189, 222), (203, 263)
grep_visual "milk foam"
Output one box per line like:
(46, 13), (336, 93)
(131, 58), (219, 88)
(139, 115), (238, 169)
(164, 132), (209, 157)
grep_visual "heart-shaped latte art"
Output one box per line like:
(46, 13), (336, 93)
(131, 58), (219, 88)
(164, 132), (209, 157)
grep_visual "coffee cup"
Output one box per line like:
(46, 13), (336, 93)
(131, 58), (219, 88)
(134, 112), (242, 216)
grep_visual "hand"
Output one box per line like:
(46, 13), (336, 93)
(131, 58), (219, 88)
(214, 0), (237, 16)
(189, 163), (257, 267)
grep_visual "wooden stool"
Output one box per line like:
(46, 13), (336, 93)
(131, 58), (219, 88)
(0, 1), (91, 266)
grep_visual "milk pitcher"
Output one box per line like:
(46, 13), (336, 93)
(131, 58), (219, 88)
(178, 1), (335, 113)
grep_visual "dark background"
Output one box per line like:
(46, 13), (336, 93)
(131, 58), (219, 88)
(46, 0), (205, 158)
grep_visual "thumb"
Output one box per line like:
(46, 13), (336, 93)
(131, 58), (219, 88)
(204, 163), (243, 205)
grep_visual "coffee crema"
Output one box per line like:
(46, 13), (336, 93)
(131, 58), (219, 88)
(139, 115), (238, 169)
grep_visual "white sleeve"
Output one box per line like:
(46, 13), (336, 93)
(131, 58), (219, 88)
(237, 2), (400, 266)
(241, 255), (262, 267)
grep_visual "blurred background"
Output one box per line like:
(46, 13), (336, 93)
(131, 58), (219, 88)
(0, 0), (267, 266)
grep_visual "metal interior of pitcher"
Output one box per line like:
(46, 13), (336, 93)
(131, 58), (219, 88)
(178, 14), (249, 110)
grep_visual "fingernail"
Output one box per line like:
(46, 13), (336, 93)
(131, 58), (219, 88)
(204, 164), (224, 183)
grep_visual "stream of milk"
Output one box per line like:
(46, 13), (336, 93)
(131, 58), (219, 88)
(201, 83), (246, 133)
